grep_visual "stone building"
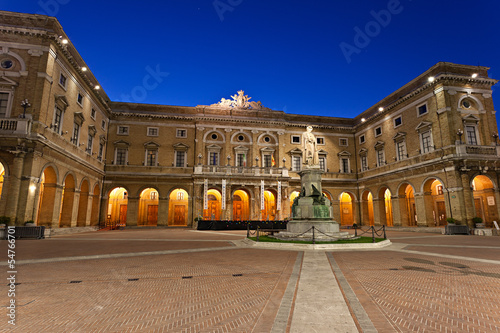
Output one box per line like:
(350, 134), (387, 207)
(0, 11), (498, 229)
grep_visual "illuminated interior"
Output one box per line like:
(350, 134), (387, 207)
(340, 192), (354, 225)
(402, 184), (416, 226)
(361, 191), (374, 226)
(203, 189), (221, 220)
(263, 190), (276, 221)
(232, 189), (250, 221)
(108, 187), (128, 226)
(59, 174), (75, 227)
(138, 188), (159, 226)
(0, 163), (4, 201)
(384, 188), (393, 226)
(472, 175), (498, 226)
(169, 188), (189, 226)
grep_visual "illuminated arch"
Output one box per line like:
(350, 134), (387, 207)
(107, 187), (128, 226)
(232, 189), (250, 221)
(472, 175), (498, 227)
(138, 188), (159, 226)
(169, 188), (189, 226)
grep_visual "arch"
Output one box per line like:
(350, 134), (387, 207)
(203, 130), (226, 143)
(76, 179), (90, 227)
(90, 183), (100, 226)
(59, 173), (76, 227)
(36, 166), (58, 226)
(339, 192), (355, 226)
(472, 175), (498, 227)
(262, 189), (277, 221)
(136, 185), (160, 199)
(107, 187), (128, 226)
(322, 190), (333, 202)
(398, 182), (416, 227)
(257, 132), (278, 145)
(203, 189), (221, 220)
(290, 190), (301, 212)
(138, 188), (159, 226)
(422, 178), (447, 226)
(169, 188), (189, 226)
(232, 189), (250, 221)
(3, 50), (27, 72)
(457, 94), (485, 112)
(361, 190), (374, 226)
(230, 131), (253, 144)
(0, 161), (6, 201)
(377, 187), (393, 226)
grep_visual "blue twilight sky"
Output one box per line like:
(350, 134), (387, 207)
(2, 0), (500, 119)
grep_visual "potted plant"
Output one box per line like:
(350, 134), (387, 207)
(472, 217), (483, 228)
(446, 217), (458, 225)
(24, 220), (35, 226)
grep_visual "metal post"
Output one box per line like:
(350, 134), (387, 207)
(312, 226), (315, 245)
(247, 223), (250, 238)
(372, 226), (375, 243)
(383, 225), (386, 240)
(257, 226), (259, 242)
(354, 224), (358, 237)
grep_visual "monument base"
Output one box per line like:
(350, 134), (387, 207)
(278, 220), (351, 240)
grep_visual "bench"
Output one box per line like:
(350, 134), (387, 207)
(4, 226), (46, 239)
(445, 225), (470, 235)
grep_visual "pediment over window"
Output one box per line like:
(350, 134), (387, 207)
(288, 148), (302, 155)
(374, 141), (385, 150)
(0, 76), (17, 87)
(415, 121), (432, 132)
(99, 134), (107, 143)
(88, 125), (97, 137)
(392, 132), (407, 142)
(113, 140), (130, 147)
(233, 145), (249, 152)
(173, 142), (189, 151)
(317, 149), (328, 156)
(260, 147), (275, 153)
(462, 114), (480, 124)
(145, 141), (161, 148)
(337, 150), (351, 157)
(206, 144), (222, 151)
(55, 95), (69, 110)
(74, 112), (85, 125)
(358, 148), (368, 155)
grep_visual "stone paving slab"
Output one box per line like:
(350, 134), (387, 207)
(405, 246), (500, 261)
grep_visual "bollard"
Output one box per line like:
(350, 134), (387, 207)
(256, 226), (259, 242)
(372, 226), (375, 243)
(312, 226), (315, 245)
(247, 223), (250, 238)
(354, 224), (358, 237)
(383, 225), (386, 240)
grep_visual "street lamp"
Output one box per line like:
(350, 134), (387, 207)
(21, 99), (31, 118)
(457, 129), (463, 144)
(197, 153), (202, 165)
(493, 133), (499, 146)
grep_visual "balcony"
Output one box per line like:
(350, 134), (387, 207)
(0, 117), (32, 135)
(194, 165), (288, 177)
(456, 143), (500, 157)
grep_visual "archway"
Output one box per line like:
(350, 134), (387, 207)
(289, 190), (300, 218)
(169, 189), (189, 226)
(203, 189), (221, 220)
(399, 183), (416, 226)
(37, 166), (58, 226)
(263, 190), (277, 221)
(108, 187), (128, 226)
(90, 184), (100, 226)
(472, 175), (498, 227)
(76, 180), (89, 227)
(422, 178), (446, 226)
(378, 187), (393, 226)
(0, 162), (5, 201)
(340, 192), (355, 226)
(138, 188), (159, 226)
(361, 191), (374, 226)
(232, 189), (250, 221)
(59, 174), (76, 227)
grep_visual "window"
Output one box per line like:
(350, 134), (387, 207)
(146, 149), (158, 166)
(316, 137), (325, 145)
(0, 92), (10, 118)
(98, 143), (104, 161)
(417, 103), (428, 116)
(209, 152), (219, 166)
(361, 155), (368, 171)
(394, 116), (402, 128)
(291, 135), (300, 144)
(77, 93), (84, 106)
(175, 151), (186, 167)
(115, 148), (127, 165)
(147, 127), (159, 137)
(150, 191), (158, 200)
(101, 120), (106, 129)
(376, 149), (385, 167)
(341, 158), (349, 173)
(375, 127), (382, 137)
(90, 108), (96, 120)
(292, 156), (301, 171)
(465, 126), (478, 145)
(71, 122), (80, 145)
(437, 185), (443, 195)
(236, 153), (247, 167)
(59, 73), (67, 89)
(87, 134), (94, 154)
(117, 126), (129, 135)
(396, 141), (407, 160)
(319, 157), (326, 171)
(339, 138), (348, 146)
(263, 154), (272, 168)
(359, 134), (366, 144)
(177, 191), (184, 200)
(421, 130), (432, 153)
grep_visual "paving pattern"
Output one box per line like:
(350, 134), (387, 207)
(1, 228), (500, 332)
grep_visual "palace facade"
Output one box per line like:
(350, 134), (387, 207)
(0, 11), (499, 229)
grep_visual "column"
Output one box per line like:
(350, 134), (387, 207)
(5, 153), (25, 222)
(70, 190), (80, 227)
(126, 196), (139, 226)
(252, 185), (260, 220)
(372, 198), (382, 226)
(414, 192), (431, 227)
(51, 185), (64, 227)
(458, 173), (474, 227)
(158, 196), (169, 226)
(391, 195), (403, 227)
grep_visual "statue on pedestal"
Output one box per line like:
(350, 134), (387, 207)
(302, 126), (319, 167)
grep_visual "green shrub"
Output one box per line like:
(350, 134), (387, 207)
(0, 216), (11, 225)
(472, 217), (483, 225)
(446, 217), (458, 224)
(24, 220), (35, 225)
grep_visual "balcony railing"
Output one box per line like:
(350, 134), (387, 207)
(0, 117), (31, 135)
(456, 143), (500, 156)
(195, 165), (288, 177)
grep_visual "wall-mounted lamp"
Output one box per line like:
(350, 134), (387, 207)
(21, 99), (31, 118)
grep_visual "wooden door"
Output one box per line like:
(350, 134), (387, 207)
(147, 205), (158, 225)
(341, 203), (353, 225)
(119, 204), (127, 226)
(174, 205), (186, 225)
(474, 198), (484, 220)
(436, 201), (447, 225)
(234, 202), (243, 221)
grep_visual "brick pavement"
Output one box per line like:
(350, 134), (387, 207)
(1, 228), (500, 332)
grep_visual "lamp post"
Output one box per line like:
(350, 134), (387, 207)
(21, 99), (31, 118)
(457, 129), (463, 144)
(198, 153), (202, 165)
(282, 157), (286, 168)
(493, 133), (499, 146)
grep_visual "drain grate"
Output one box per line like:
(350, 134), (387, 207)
(128, 278), (139, 281)
(182, 276), (193, 279)
(69, 280), (82, 284)
(232, 274), (243, 277)
(389, 268), (398, 271)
